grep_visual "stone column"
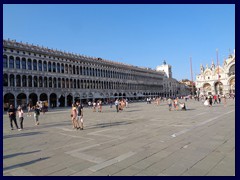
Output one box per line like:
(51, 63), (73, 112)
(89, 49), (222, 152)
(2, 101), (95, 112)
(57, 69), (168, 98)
(65, 95), (67, 107)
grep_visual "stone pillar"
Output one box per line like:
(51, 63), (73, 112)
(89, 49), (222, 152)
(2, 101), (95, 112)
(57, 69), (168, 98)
(65, 95), (67, 107)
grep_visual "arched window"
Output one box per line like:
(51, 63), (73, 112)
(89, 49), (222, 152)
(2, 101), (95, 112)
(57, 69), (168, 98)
(65, 64), (68, 74)
(22, 75), (27, 87)
(66, 79), (69, 88)
(16, 57), (20, 69)
(48, 62), (52, 72)
(28, 59), (32, 70)
(61, 64), (64, 73)
(43, 61), (47, 71)
(58, 78), (61, 88)
(73, 65), (75, 74)
(22, 58), (26, 69)
(57, 63), (60, 73)
(34, 76), (38, 87)
(62, 78), (65, 88)
(16, 75), (21, 87)
(69, 65), (72, 74)
(53, 77), (57, 88)
(80, 66), (83, 75)
(28, 76), (32, 87)
(49, 77), (52, 87)
(44, 77), (48, 87)
(33, 59), (37, 71)
(3, 55), (8, 68)
(77, 66), (79, 74)
(3, 74), (8, 86)
(9, 56), (14, 68)
(74, 79), (76, 88)
(38, 60), (42, 71)
(10, 74), (15, 86)
(53, 62), (56, 73)
(39, 77), (43, 87)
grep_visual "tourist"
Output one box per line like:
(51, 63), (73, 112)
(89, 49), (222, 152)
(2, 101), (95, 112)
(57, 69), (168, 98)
(76, 102), (83, 130)
(208, 96), (213, 107)
(33, 105), (40, 125)
(213, 95), (218, 104)
(7, 104), (20, 131)
(17, 106), (24, 130)
(115, 99), (119, 112)
(93, 101), (96, 112)
(218, 94), (221, 104)
(167, 97), (172, 111)
(70, 104), (78, 129)
(173, 98), (179, 110)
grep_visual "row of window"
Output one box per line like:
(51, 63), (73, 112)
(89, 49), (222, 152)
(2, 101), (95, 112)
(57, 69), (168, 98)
(3, 55), (163, 82)
(3, 74), (162, 91)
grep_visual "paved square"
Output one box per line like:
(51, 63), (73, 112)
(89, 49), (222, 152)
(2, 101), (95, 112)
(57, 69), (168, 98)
(3, 99), (235, 176)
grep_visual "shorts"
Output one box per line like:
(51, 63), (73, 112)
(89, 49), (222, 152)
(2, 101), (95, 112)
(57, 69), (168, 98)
(77, 116), (83, 122)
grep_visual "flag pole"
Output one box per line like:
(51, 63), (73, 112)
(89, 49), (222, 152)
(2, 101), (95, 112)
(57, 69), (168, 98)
(190, 57), (194, 96)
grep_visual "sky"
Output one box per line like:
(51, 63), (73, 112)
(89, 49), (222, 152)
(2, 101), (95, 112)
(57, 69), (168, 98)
(3, 4), (235, 81)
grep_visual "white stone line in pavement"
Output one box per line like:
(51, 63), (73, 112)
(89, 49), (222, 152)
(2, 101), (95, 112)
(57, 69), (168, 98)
(68, 152), (106, 164)
(171, 110), (235, 138)
(65, 144), (101, 154)
(58, 132), (94, 140)
(55, 127), (76, 132)
(52, 140), (94, 151)
(87, 128), (125, 139)
(88, 151), (136, 172)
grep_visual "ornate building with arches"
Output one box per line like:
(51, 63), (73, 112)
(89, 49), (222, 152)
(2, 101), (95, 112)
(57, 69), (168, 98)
(195, 50), (235, 96)
(3, 39), (169, 110)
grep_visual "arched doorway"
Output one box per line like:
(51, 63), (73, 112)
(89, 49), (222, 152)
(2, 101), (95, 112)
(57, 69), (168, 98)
(59, 95), (65, 107)
(229, 78), (235, 94)
(29, 93), (38, 106)
(40, 93), (48, 101)
(17, 93), (27, 109)
(203, 83), (212, 95)
(214, 81), (223, 95)
(67, 94), (73, 106)
(4, 93), (15, 110)
(50, 93), (57, 108)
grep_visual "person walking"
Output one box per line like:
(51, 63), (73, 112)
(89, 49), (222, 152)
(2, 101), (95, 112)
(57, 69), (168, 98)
(213, 95), (218, 104)
(208, 96), (213, 107)
(93, 101), (96, 112)
(167, 97), (172, 111)
(76, 102), (84, 130)
(115, 99), (119, 113)
(33, 105), (40, 125)
(17, 106), (24, 130)
(70, 104), (78, 129)
(7, 104), (20, 131)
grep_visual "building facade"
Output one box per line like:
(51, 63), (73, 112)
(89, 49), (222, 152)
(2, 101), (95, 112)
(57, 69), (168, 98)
(195, 51), (235, 96)
(3, 39), (168, 109)
(156, 61), (191, 97)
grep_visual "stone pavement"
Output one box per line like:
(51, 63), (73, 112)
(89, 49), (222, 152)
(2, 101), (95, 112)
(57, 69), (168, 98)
(3, 99), (235, 176)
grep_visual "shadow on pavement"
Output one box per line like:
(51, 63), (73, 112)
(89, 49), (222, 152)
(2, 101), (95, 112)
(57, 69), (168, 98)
(3, 131), (46, 139)
(3, 157), (50, 171)
(87, 121), (132, 129)
(3, 150), (41, 159)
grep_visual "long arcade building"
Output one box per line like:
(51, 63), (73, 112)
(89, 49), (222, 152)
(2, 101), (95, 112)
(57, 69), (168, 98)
(3, 39), (166, 109)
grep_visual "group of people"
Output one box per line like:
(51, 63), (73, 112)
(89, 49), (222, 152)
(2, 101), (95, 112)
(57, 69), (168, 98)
(114, 99), (128, 112)
(7, 104), (41, 131)
(92, 100), (103, 113)
(203, 94), (227, 107)
(167, 97), (186, 111)
(71, 101), (84, 130)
